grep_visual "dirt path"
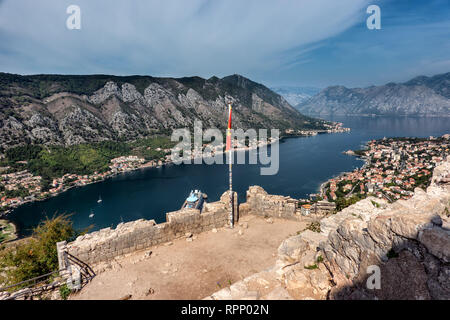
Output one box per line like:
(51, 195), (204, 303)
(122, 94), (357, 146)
(71, 215), (306, 300)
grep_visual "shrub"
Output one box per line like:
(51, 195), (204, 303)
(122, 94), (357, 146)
(371, 200), (381, 208)
(444, 206), (449, 217)
(336, 195), (363, 211)
(0, 215), (77, 288)
(304, 264), (318, 270)
(59, 283), (72, 300)
(387, 248), (399, 259)
(306, 221), (321, 233)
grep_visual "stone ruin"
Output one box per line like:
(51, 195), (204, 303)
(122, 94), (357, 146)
(59, 191), (239, 266)
(55, 156), (450, 300)
(206, 156), (450, 300)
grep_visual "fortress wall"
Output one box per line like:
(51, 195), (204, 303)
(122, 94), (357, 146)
(63, 192), (236, 265)
(61, 187), (300, 266)
(239, 186), (300, 220)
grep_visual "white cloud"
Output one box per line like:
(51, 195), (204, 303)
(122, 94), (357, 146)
(0, 0), (370, 77)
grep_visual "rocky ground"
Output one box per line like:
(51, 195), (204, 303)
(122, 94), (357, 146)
(63, 156), (450, 300)
(69, 215), (306, 300)
(206, 156), (450, 300)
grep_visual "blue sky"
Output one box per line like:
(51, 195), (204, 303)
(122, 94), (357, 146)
(0, 0), (449, 88)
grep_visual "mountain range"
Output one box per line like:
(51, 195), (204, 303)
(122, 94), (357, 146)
(270, 86), (321, 106)
(0, 73), (327, 150)
(296, 72), (450, 116)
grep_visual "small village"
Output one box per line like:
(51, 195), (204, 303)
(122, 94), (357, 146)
(319, 135), (450, 206)
(0, 136), (279, 216)
(1, 131), (446, 227)
(285, 122), (351, 136)
(0, 154), (170, 216)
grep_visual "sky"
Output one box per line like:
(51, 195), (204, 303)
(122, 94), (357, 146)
(0, 0), (449, 88)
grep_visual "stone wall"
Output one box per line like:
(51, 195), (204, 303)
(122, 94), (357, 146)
(63, 191), (238, 265)
(62, 185), (303, 267)
(312, 201), (336, 215)
(321, 157), (450, 299)
(239, 186), (300, 220)
(207, 156), (450, 300)
(62, 185), (301, 267)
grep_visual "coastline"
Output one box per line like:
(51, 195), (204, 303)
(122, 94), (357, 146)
(317, 153), (368, 197)
(1, 138), (276, 219)
(1, 127), (351, 242)
(316, 135), (449, 204)
(0, 131), (321, 215)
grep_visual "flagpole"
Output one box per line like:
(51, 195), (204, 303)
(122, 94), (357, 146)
(227, 103), (234, 229)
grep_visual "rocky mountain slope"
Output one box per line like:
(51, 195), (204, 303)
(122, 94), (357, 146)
(297, 72), (450, 116)
(0, 73), (326, 149)
(207, 156), (450, 300)
(271, 86), (321, 106)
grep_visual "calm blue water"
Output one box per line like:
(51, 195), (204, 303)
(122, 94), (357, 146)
(8, 116), (449, 237)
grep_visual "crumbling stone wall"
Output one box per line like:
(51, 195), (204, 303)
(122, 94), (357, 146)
(64, 191), (237, 265)
(206, 157), (450, 300)
(322, 180), (450, 300)
(239, 186), (300, 220)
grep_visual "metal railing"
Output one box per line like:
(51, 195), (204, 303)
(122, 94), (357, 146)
(0, 270), (61, 293)
(0, 270), (62, 300)
(66, 252), (96, 283)
(0, 251), (95, 300)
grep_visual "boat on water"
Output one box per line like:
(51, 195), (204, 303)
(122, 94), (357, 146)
(97, 196), (102, 203)
(181, 190), (206, 211)
(89, 211), (95, 218)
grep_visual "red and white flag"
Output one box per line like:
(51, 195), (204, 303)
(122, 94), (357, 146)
(226, 104), (232, 151)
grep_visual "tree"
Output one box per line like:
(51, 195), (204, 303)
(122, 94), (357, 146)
(0, 215), (78, 288)
(5, 186), (30, 198)
(335, 195), (362, 211)
(40, 176), (52, 192)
